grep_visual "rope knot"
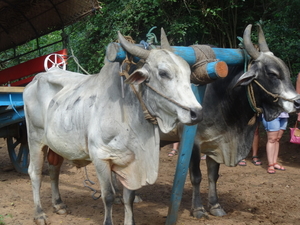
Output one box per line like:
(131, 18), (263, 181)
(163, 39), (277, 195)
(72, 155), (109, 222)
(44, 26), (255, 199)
(190, 45), (218, 85)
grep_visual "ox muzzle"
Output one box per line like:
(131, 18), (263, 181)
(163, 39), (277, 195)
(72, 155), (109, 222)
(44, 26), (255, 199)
(190, 107), (203, 124)
(294, 99), (300, 112)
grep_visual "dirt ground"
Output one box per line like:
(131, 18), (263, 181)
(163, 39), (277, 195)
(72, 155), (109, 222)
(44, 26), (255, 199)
(1, 127), (300, 225)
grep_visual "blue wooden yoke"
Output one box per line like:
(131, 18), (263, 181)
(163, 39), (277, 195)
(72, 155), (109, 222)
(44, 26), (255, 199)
(106, 42), (247, 66)
(106, 43), (246, 81)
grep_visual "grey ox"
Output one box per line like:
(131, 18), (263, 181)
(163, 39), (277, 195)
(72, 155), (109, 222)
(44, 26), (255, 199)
(23, 30), (203, 225)
(161, 24), (300, 219)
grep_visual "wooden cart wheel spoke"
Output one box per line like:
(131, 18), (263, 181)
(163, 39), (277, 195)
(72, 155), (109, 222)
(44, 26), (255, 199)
(47, 56), (57, 66)
(7, 136), (29, 174)
(8, 138), (29, 173)
(16, 147), (23, 161)
(48, 64), (55, 70)
(48, 58), (55, 65)
(11, 139), (20, 149)
(57, 61), (65, 66)
(20, 144), (29, 168)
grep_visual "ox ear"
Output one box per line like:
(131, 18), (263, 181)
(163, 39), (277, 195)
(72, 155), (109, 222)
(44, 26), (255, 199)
(125, 68), (149, 85)
(234, 70), (257, 87)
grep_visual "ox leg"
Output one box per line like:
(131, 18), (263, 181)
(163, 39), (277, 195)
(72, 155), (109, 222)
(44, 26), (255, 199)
(123, 187), (136, 225)
(189, 145), (208, 219)
(93, 160), (115, 225)
(47, 149), (67, 215)
(28, 145), (48, 224)
(206, 156), (226, 216)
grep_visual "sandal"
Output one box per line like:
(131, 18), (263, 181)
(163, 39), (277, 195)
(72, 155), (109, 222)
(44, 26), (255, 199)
(238, 159), (247, 166)
(168, 149), (178, 157)
(267, 164), (276, 174)
(274, 163), (286, 171)
(252, 156), (262, 166)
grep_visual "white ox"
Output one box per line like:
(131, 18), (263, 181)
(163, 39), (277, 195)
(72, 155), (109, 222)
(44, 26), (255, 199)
(23, 29), (203, 225)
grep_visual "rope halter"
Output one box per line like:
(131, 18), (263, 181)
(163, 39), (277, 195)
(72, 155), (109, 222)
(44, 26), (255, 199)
(246, 79), (294, 125)
(119, 51), (191, 125)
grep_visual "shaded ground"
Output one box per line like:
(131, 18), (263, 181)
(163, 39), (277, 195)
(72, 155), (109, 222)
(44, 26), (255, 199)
(1, 128), (300, 225)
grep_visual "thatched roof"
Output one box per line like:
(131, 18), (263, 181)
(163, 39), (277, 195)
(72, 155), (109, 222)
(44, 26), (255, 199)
(0, 0), (101, 53)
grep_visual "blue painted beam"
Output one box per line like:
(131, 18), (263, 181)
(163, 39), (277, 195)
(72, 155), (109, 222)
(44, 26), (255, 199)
(0, 93), (23, 107)
(106, 43), (247, 66)
(0, 107), (24, 129)
(106, 43), (229, 80)
(165, 84), (206, 225)
(0, 93), (25, 129)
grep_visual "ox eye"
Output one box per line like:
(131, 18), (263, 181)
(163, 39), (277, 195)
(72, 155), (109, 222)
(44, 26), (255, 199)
(159, 70), (170, 79)
(269, 72), (278, 78)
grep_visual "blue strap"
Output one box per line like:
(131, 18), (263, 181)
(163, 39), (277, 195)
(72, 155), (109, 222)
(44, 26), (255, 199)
(9, 93), (22, 118)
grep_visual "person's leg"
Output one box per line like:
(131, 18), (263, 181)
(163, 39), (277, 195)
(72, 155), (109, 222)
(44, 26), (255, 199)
(263, 116), (282, 173)
(273, 117), (287, 170)
(238, 158), (247, 166)
(252, 125), (262, 165)
(266, 130), (279, 173)
(168, 142), (179, 157)
(252, 127), (259, 156)
(273, 129), (283, 162)
(273, 129), (286, 170)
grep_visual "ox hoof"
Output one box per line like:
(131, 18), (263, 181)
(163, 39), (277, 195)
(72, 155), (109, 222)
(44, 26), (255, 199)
(55, 208), (68, 215)
(114, 196), (123, 205)
(134, 195), (143, 203)
(34, 215), (50, 225)
(191, 207), (209, 219)
(209, 203), (226, 217)
(53, 203), (68, 215)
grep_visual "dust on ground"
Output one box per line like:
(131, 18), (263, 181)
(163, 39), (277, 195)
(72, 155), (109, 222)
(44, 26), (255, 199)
(1, 129), (300, 225)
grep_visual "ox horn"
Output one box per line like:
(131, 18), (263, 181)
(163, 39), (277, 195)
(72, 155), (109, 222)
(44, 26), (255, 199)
(257, 24), (270, 52)
(118, 31), (150, 59)
(160, 28), (172, 51)
(243, 24), (260, 60)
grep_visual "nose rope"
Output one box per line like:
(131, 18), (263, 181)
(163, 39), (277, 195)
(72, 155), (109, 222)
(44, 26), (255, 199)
(247, 79), (295, 125)
(253, 80), (294, 102)
(144, 83), (190, 111)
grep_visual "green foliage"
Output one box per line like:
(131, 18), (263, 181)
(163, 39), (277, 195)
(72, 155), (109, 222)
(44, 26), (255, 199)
(259, 0), (300, 78)
(65, 0), (206, 73)
(64, 0), (255, 73)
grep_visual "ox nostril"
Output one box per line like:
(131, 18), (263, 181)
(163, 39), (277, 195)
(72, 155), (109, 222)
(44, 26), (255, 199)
(190, 107), (203, 122)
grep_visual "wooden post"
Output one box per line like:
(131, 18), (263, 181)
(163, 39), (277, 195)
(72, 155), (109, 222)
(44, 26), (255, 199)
(165, 84), (206, 225)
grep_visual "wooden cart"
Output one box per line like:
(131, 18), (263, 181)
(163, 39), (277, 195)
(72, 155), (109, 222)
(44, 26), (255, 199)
(0, 50), (67, 173)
